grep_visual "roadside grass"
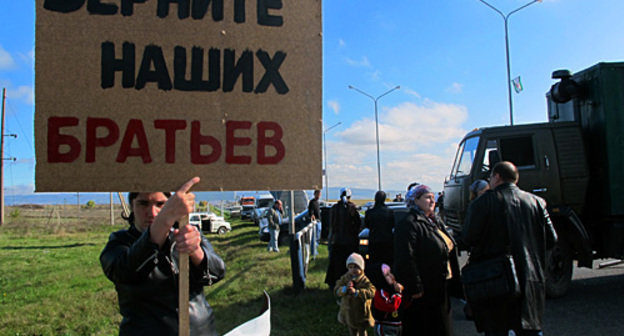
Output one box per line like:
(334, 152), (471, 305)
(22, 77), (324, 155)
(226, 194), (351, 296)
(0, 205), (349, 335)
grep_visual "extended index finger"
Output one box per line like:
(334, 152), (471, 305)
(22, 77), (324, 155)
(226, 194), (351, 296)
(177, 176), (200, 194)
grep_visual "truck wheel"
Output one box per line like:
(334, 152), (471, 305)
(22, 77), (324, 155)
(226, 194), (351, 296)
(217, 227), (227, 235)
(545, 240), (573, 298)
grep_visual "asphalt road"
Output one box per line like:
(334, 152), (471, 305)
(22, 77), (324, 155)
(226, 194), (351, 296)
(451, 256), (624, 335)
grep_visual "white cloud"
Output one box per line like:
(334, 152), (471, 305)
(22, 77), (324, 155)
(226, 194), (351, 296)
(5, 184), (34, 195)
(324, 99), (469, 191)
(18, 49), (35, 64)
(327, 100), (340, 115)
(402, 88), (422, 98)
(446, 82), (464, 94)
(384, 153), (456, 192)
(344, 56), (371, 68)
(8, 86), (34, 105)
(0, 45), (16, 70)
(371, 70), (381, 81)
(339, 100), (468, 151)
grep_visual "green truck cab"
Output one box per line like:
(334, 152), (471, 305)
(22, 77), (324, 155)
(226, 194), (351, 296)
(444, 62), (624, 297)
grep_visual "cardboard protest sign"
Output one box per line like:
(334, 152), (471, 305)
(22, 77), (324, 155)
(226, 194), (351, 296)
(35, 0), (322, 192)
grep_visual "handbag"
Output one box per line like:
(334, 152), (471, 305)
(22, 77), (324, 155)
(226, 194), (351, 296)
(461, 254), (520, 303)
(461, 191), (521, 303)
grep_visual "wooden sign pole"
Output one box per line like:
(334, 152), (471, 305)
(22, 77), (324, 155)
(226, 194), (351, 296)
(179, 215), (190, 336)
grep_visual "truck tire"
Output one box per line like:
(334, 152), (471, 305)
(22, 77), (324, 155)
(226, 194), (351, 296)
(217, 227), (227, 235)
(545, 240), (573, 298)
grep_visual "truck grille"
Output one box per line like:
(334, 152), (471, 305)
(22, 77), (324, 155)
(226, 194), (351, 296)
(444, 212), (460, 233)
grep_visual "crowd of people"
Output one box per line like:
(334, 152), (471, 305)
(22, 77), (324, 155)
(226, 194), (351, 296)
(98, 161), (556, 336)
(328, 161), (557, 336)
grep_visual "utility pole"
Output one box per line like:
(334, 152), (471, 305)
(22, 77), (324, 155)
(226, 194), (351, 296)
(110, 192), (114, 225)
(323, 122), (341, 201)
(1, 88), (5, 226)
(1, 88), (17, 226)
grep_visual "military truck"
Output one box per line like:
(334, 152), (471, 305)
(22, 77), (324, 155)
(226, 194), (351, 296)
(444, 62), (624, 298)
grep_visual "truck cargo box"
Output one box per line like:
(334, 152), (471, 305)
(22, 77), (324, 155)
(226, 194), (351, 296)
(548, 62), (624, 217)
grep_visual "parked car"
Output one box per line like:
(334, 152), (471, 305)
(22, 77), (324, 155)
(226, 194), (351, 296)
(358, 228), (370, 260)
(189, 211), (231, 235)
(226, 205), (242, 218)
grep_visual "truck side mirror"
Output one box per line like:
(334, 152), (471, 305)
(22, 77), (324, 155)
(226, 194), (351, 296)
(550, 69), (584, 104)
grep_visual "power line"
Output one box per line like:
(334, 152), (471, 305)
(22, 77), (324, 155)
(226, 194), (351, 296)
(4, 99), (34, 153)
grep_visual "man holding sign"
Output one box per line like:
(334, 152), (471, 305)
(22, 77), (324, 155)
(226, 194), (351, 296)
(100, 177), (226, 335)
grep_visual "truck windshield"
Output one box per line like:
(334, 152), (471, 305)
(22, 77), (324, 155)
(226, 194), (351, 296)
(257, 199), (273, 208)
(451, 136), (479, 178)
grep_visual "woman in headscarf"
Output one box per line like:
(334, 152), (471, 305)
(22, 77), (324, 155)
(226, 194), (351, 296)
(470, 179), (490, 201)
(325, 187), (363, 288)
(393, 185), (463, 336)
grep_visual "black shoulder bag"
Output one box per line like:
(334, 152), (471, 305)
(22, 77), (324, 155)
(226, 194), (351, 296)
(460, 191), (521, 303)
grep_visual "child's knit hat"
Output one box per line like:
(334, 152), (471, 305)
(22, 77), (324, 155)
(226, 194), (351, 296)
(346, 252), (365, 271)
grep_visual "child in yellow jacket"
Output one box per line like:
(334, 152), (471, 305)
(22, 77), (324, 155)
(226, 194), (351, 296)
(335, 253), (376, 336)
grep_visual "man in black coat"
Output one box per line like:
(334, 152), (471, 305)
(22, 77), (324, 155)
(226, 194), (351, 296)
(463, 161), (557, 336)
(364, 190), (395, 265)
(325, 188), (361, 288)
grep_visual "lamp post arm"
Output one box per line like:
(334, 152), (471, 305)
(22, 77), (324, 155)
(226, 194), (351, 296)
(324, 121), (342, 133)
(376, 86), (401, 102)
(348, 85), (375, 101)
(507, 0), (540, 19)
(478, 0), (505, 20)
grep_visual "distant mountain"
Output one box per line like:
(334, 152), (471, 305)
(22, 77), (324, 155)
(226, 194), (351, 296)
(5, 187), (409, 206)
(6, 192), (239, 206)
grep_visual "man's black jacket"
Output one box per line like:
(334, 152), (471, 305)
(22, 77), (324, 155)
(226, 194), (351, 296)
(100, 225), (226, 336)
(463, 183), (557, 332)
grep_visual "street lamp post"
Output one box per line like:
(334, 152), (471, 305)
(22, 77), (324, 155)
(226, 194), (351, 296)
(348, 85), (400, 191)
(478, 0), (541, 126)
(323, 121), (341, 201)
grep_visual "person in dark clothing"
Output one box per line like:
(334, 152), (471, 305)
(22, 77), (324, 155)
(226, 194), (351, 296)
(325, 187), (362, 288)
(393, 185), (463, 336)
(100, 177), (226, 336)
(435, 191), (445, 220)
(308, 189), (322, 254)
(463, 161), (557, 336)
(365, 191), (395, 265)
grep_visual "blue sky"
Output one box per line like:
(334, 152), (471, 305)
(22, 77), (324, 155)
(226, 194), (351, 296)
(1, 0), (624, 195)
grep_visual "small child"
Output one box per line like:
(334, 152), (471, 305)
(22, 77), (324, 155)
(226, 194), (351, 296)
(366, 263), (404, 336)
(335, 252), (376, 336)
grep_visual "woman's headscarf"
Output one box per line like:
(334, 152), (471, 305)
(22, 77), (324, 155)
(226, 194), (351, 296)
(365, 262), (393, 292)
(470, 179), (489, 194)
(339, 187), (352, 207)
(404, 184), (433, 209)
